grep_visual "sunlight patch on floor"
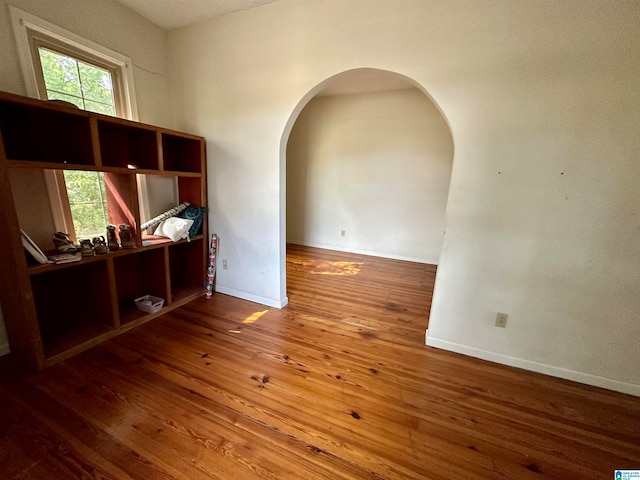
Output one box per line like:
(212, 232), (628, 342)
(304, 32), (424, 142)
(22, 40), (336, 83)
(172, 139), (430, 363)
(243, 310), (268, 324)
(309, 261), (363, 276)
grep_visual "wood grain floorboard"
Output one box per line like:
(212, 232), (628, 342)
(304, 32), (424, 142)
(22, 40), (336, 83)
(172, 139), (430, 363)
(0, 244), (639, 479)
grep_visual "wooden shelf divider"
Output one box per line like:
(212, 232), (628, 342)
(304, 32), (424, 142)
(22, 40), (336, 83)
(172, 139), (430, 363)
(0, 91), (208, 370)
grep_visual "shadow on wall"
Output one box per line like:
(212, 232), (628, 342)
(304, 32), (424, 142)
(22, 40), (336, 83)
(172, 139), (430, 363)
(283, 68), (454, 265)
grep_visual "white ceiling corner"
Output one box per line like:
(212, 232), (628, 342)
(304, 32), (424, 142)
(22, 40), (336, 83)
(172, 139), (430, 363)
(117, 0), (279, 30)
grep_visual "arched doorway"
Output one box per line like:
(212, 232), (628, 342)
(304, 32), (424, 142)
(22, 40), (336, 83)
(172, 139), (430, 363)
(279, 68), (454, 304)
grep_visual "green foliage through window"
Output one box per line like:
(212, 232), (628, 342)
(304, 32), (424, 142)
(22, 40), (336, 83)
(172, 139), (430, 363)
(64, 171), (109, 240)
(40, 47), (116, 240)
(39, 47), (116, 116)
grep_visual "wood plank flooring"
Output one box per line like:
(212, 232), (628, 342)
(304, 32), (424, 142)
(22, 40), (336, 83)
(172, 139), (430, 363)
(1, 244), (639, 479)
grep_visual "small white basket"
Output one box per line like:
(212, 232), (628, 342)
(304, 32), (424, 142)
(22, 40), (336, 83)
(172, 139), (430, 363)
(134, 295), (165, 314)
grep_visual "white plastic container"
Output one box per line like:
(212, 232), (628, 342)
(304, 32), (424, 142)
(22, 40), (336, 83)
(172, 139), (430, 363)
(134, 295), (165, 313)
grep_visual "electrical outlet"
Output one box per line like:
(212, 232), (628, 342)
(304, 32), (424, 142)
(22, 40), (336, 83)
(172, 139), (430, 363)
(222, 259), (228, 270)
(495, 312), (508, 328)
(340, 229), (346, 237)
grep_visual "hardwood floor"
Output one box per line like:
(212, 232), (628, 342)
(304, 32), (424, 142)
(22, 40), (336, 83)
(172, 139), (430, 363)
(1, 244), (639, 479)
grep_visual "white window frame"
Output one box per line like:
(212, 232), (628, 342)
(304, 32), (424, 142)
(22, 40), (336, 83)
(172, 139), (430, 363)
(9, 5), (138, 121)
(9, 7), (152, 238)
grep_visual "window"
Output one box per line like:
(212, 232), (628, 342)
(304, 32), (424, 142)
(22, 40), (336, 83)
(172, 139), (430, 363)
(63, 171), (109, 239)
(10, 6), (141, 241)
(38, 47), (117, 116)
(9, 6), (138, 120)
(37, 45), (116, 239)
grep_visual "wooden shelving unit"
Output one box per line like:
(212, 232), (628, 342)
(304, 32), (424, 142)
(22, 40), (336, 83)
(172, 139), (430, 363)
(0, 91), (208, 370)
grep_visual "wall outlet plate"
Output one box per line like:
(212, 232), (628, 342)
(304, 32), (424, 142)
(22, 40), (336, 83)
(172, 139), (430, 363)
(495, 312), (508, 328)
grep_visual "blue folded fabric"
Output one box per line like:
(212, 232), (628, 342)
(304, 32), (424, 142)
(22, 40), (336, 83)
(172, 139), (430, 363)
(176, 206), (207, 237)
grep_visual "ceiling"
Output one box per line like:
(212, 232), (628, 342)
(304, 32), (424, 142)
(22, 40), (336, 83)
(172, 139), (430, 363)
(117, 0), (279, 29)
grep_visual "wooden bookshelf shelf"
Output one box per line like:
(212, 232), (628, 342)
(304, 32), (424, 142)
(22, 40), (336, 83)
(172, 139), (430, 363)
(30, 261), (116, 357)
(98, 120), (159, 170)
(169, 238), (206, 304)
(0, 91), (208, 370)
(161, 132), (203, 173)
(0, 102), (94, 165)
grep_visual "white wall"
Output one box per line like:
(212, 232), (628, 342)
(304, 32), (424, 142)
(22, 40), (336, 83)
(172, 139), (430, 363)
(0, 0), (173, 355)
(0, 0), (172, 127)
(168, 0), (640, 395)
(142, 175), (179, 222)
(9, 169), (55, 249)
(286, 89), (453, 264)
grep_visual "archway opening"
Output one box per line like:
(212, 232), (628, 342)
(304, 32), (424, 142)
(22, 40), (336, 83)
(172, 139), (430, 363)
(279, 68), (454, 328)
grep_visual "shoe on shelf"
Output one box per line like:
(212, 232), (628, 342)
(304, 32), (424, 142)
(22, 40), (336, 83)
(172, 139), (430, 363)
(52, 232), (79, 253)
(79, 239), (96, 257)
(106, 224), (120, 250)
(92, 236), (109, 254)
(119, 224), (136, 249)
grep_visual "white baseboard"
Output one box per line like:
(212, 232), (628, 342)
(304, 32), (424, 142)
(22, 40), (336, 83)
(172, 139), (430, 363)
(288, 240), (437, 265)
(215, 285), (288, 309)
(426, 335), (640, 397)
(0, 342), (10, 357)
